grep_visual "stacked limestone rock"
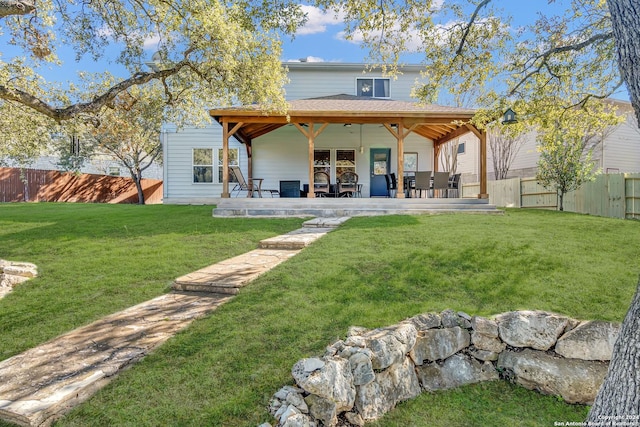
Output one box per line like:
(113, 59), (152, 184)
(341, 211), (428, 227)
(264, 309), (619, 427)
(0, 259), (38, 299)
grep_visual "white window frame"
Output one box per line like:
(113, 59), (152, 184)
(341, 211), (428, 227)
(457, 142), (466, 155)
(314, 149), (356, 182)
(192, 148), (214, 183)
(356, 78), (391, 98)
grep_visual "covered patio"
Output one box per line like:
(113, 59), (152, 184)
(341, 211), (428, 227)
(209, 95), (488, 202)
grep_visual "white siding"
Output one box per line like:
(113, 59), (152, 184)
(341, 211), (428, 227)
(163, 63), (434, 203)
(284, 63), (424, 101)
(599, 113), (640, 173)
(163, 125), (246, 203)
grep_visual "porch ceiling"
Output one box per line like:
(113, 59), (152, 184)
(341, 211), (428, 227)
(209, 95), (477, 146)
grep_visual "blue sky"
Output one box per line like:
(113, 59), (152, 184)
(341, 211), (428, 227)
(280, 2), (557, 63)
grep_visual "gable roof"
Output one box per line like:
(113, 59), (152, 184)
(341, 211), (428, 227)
(209, 94), (477, 145)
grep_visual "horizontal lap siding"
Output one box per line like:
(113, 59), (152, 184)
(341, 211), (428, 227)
(164, 125), (245, 202)
(601, 118), (640, 173)
(285, 68), (421, 102)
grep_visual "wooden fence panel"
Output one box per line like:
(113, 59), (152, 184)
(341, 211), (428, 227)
(520, 178), (557, 209)
(626, 174), (640, 220)
(464, 173), (640, 220)
(0, 167), (163, 204)
(461, 182), (480, 198)
(488, 178), (521, 208)
(564, 175), (622, 218)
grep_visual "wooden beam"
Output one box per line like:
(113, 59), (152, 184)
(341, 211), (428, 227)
(245, 140), (254, 198)
(465, 123), (483, 140)
(434, 125), (473, 146)
(221, 120), (230, 198)
(293, 122), (329, 198)
(396, 125), (406, 198)
(478, 128), (488, 198)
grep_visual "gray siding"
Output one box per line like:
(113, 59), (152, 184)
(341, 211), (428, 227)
(456, 105), (640, 182)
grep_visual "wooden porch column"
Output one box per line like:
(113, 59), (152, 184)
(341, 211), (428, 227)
(307, 124), (315, 198)
(396, 125), (406, 199)
(245, 142), (253, 198)
(294, 122), (328, 198)
(461, 124), (488, 199)
(478, 128), (488, 198)
(221, 120), (230, 198)
(434, 143), (441, 172)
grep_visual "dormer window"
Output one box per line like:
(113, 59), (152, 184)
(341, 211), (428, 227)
(356, 78), (390, 98)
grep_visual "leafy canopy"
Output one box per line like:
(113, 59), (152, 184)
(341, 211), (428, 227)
(0, 0), (305, 139)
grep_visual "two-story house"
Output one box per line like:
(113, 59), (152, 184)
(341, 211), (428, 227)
(162, 62), (487, 203)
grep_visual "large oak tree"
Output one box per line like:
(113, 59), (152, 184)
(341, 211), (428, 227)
(0, 0), (304, 163)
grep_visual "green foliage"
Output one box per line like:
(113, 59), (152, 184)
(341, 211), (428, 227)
(0, 0), (304, 160)
(535, 100), (622, 210)
(1, 205), (639, 426)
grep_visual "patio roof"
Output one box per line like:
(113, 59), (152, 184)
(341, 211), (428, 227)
(208, 94), (478, 146)
(209, 94), (487, 199)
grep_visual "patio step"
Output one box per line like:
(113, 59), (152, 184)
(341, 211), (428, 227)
(212, 197), (501, 218)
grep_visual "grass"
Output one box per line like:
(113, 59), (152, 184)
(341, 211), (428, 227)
(1, 204), (638, 427)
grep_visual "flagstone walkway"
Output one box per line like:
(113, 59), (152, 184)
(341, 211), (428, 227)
(0, 217), (349, 427)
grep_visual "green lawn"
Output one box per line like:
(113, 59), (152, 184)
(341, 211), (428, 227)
(1, 204), (638, 427)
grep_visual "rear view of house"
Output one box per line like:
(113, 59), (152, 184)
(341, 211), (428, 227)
(162, 62), (488, 203)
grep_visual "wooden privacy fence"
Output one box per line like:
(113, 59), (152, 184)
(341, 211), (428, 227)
(0, 167), (163, 204)
(462, 173), (640, 220)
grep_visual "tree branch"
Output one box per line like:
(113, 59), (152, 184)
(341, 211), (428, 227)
(0, 61), (191, 124)
(455, 0), (492, 56)
(0, 0), (35, 18)
(509, 31), (614, 96)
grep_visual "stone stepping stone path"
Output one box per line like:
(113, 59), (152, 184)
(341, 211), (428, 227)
(0, 217), (349, 426)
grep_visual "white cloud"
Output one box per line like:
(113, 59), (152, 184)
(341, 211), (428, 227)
(336, 26), (423, 52)
(286, 56), (327, 62)
(143, 35), (162, 51)
(297, 5), (343, 35)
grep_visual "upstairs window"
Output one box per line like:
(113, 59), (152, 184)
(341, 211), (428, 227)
(356, 78), (390, 98)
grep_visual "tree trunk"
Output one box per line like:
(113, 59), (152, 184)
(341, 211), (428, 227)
(586, 279), (640, 423)
(133, 174), (146, 205)
(558, 192), (564, 211)
(607, 0), (640, 126)
(584, 2), (640, 420)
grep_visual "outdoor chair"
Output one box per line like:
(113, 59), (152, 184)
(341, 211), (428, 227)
(385, 173), (398, 198)
(448, 173), (461, 198)
(337, 171), (359, 197)
(313, 171), (331, 197)
(229, 166), (278, 198)
(431, 171), (450, 198)
(414, 171), (432, 198)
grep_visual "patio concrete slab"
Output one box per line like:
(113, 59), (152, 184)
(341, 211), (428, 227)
(0, 218), (344, 426)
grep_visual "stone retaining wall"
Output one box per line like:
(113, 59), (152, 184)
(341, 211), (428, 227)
(0, 260), (38, 299)
(267, 309), (619, 427)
